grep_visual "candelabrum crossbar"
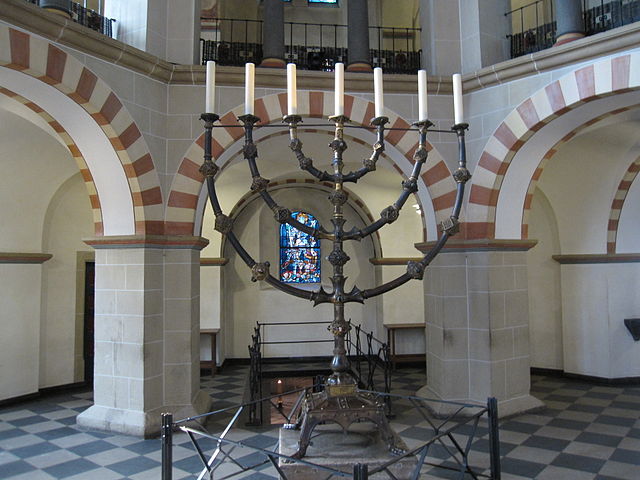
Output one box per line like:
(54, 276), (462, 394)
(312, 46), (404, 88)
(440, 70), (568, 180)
(199, 110), (470, 459)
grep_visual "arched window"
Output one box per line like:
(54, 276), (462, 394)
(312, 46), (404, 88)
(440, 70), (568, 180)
(280, 212), (321, 283)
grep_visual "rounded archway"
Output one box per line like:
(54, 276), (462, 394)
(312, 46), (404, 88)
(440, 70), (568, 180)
(0, 25), (163, 235)
(469, 52), (640, 241)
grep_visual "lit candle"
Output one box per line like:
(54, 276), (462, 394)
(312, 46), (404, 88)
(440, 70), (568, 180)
(334, 62), (344, 116)
(245, 62), (255, 115)
(418, 69), (428, 122)
(374, 67), (384, 118)
(452, 73), (463, 125)
(287, 63), (297, 115)
(205, 61), (216, 113)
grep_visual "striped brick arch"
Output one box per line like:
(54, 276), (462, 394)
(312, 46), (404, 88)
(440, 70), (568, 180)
(0, 25), (162, 235)
(469, 52), (640, 240)
(607, 154), (640, 253)
(0, 87), (104, 232)
(518, 105), (638, 243)
(166, 92), (456, 236)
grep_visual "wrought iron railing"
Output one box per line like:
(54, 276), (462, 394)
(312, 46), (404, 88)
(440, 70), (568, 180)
(200, 17), (421, 73)
(25, 0), (115, 37)
(507, 0), (640, 59)
(246, 320), (391, 425)
(160, 393), (501, 479)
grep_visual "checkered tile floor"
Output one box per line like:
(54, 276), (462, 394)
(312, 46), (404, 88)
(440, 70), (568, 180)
(1, 366), (639, 479)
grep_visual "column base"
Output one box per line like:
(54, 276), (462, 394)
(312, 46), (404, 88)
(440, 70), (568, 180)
(259, 57), (286, 68)
(76, 389), (212, 437)
(415, 385), (544, 418)
(346, 62), (372, 72)
(554, 32), (585, 46)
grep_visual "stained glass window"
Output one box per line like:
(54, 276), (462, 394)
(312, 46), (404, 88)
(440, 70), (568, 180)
(280, 212), (321, 284)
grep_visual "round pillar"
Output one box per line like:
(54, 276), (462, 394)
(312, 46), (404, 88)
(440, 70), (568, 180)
(554, 0), (585, 45)
(260, 0), (286, 68)
(347, 0), (372, 72)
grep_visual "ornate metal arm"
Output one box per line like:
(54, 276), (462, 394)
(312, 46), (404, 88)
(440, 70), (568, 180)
(358, 122), (471, 301)
(285, 114), (387, 185)
(342, 121), (432, 241)
(199, 113), (317, 302)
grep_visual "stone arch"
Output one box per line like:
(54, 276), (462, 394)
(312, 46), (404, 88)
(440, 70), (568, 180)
(469, 52), (640, 240)
(0, 86), (104, 234)
(0, 25), (162, 235)
(606, 153), (640, 253)
(166, 92), (456, 239)
(226, 178), (384, 258)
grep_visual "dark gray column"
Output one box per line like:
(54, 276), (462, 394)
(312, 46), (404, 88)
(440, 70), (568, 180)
(347, 0), (372, 72)
(554, 0), (585, 45)
(260, 0), (285, 68)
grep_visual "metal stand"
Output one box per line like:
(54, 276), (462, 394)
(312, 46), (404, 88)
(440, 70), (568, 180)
(199, 108), (470, 459)
(161, 413), (173, 480)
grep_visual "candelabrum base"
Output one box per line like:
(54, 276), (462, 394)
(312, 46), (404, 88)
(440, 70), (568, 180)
(285, 385), (405, 459)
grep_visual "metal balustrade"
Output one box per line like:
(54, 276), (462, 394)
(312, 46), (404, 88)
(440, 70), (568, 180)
(25, 0), (115, 37)
(201, 17), (421, 73)
(246, 320), (392, 426)
(507, 0), (640, 59)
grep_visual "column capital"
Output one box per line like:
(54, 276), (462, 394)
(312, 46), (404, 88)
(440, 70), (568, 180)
(83, 235), (210, 250)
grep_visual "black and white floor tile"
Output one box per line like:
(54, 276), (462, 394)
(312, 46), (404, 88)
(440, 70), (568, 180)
(1, 366), (639, 479)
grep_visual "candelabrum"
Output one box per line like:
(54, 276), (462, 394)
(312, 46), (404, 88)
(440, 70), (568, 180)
(199, 74), (470, 459)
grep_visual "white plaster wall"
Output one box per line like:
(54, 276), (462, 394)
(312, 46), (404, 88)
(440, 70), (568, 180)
(40, 173), (94, 389)
(0, 265), (42, 400)
(0, 108), (80, 399)
(527, 189), (563, 370)
(561, 263), (640, 378)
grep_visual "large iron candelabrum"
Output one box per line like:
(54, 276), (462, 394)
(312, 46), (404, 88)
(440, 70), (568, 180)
(199, 63), (470, 459)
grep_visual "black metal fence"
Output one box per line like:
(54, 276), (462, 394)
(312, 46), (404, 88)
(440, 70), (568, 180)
(201, 17), (421, 73)
(246, 320), (392, 426)
(160, 393), (501, 479)
(26, 0), (115, 37)
(507, 0), (640, 58)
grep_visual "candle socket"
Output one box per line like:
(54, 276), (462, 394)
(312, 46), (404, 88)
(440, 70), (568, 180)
(370, 116), (389, 127)
(329, 114), (350, 125)
(283, 114), (303, 126)
(200, 113), (220, 126)
(238, 114), (261, 127)
(412, 119), (434, 129)
(452, 122), (469, 132)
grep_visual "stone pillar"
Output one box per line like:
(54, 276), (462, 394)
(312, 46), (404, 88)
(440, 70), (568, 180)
(77, 235), (211, 437)
(347, 0), (372, 72)
(418, 0), (461, 75)
(418, 241), (543, 417)
(553, 0), (585, 45)
(260, 0), (285, 68)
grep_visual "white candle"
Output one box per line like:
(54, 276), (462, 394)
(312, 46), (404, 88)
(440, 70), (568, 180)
(205, 61), (216, 113)
(374, 67), (384, 118)
(245, 62), (255, 115)
(452, 73), (463, 125)
(334, 62), (344, 116)
(418, 69), (428, 122)
(287, 63), (297, 115)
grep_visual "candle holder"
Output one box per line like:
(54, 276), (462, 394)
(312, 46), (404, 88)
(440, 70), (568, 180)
(200, 107), (470, 458)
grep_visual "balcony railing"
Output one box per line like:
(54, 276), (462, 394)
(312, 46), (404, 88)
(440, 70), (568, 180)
(200, 17), (421, 73)
(507, 0), (640, 58)
(26, 0), (115, 37)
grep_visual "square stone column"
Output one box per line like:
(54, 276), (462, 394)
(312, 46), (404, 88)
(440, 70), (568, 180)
(417, 240), (543, 417)
(77, 235), (211, 437)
